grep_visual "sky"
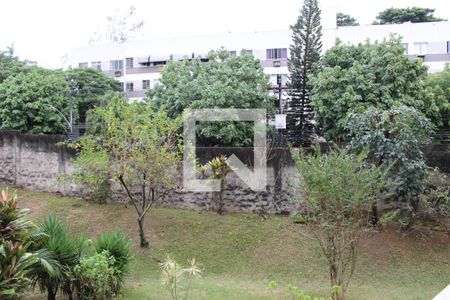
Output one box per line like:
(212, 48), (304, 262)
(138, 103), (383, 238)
(1, 0), (449, 68)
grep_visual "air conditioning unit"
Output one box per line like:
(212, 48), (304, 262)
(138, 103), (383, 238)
(114, 70), (122, 77)
(273, 61), (281, 67)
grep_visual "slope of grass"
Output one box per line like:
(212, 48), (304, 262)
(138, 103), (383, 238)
(7, 186), (450, 300)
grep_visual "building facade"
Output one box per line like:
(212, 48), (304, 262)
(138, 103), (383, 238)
(70, 21), (450, 101)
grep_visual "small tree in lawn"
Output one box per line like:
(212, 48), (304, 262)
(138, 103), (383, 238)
(81, 102), (181, 247)
(294, 147), (382, 300)
(206, 155), (233, 214)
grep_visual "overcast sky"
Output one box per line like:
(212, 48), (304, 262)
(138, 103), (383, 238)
(1, 0), (449, 68)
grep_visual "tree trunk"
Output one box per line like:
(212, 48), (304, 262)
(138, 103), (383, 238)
(137, 216), (149, 248)
(47, 288), (56, 300)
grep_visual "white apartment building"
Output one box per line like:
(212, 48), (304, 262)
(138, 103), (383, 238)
(70, 19), (450, 101)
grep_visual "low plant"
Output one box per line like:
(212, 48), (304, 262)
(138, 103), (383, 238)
(206, 155), (233, 214)
(69, 137), (112, 203)
(95, 230), (131, 283)
(28, 215), (86, 300)
(159, 256), (202, 300)
(417, 168), (450, 231)
(73, 250), (120, 299)
(0, 189), (36, 299)
(266, 281), (339, 300)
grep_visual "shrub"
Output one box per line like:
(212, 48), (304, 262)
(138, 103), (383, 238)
(416, 168), (450, 231)
(293, 147), (382, 300)
(160, 256), (202, 300)
(95, 231), (131, 278)
(73, 250), (120, 299)
(0, 189), (35, 299)
(28, 215), (84, 300)
(205, 155), (233, 214)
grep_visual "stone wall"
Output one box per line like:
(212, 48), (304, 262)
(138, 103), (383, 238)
(1, 130), (448, 214)
(0, 131), (301, 214)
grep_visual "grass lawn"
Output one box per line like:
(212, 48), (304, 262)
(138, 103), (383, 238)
(6, 186), (450, 300)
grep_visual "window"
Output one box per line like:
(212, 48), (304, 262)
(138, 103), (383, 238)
(126, 82), (134, 92)
(270, 74), (288, 86)
(78, 62), (88, 68)
(119, 82), (124, 91)
(91, 61), (101, 70)
(246, 49), (253, 55)
(126, 57), (134, 68)
(110, 60), (123, 70)
(413, 42), (428, 55)
(402, 43), (408, 54)
(447, 41), (450, 53)
(229, 51), (237, 57)
(266, 48), (287, 59)
(142, 80), (150, 90)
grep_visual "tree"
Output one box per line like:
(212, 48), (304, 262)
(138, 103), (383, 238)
(374, 7), (444, 25)
(89, 6), (145, 45)
(336, 12), (359, 26)
(148, 48), (275, 146)
(79, 101), (181, 247)
(287, 0), (322, 146)
(309, 36), (444, 141)
(0, 49), (33, 84)
(0, 69), (74, 134)
(294, 147), (382, 300)
(427, 64), (450, 142)
(65, 68), (121, 122)
(346, 106), (433, 223)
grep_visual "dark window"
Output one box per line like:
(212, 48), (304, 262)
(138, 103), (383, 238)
(78, 62), (88, 68)
(126, 82), (134, 92)
(126, 57), (134, 68)
(266, 48), (287, 59)
(142, 80), (150, 90)
(447, 41), (450, 53)
(119, 82), (124, 91)
(246, 49), (253, 55)
(229, 51), (237, 57)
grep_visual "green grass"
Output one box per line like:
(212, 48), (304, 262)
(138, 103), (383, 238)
(7, 186), (450, 300)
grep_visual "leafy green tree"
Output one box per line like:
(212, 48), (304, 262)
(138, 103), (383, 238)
(79, 102), (181, 247)
(0, 49), (33, 84)
(65, 68), (121, 122)
(0, 69), (74, 134)
(294, 147), (382, 300)
(374, 7), (444, 25)
(309, 36), (444, 141)
(148, 48), (274, 146)
(346, 106), (433, 223)
(427, 64), (450, 142)
(337, 12), (359, 26)
(287, 0), (322, 146)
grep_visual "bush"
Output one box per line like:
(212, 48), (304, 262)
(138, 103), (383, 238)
(0, 189), (35, 299)
(417, 168), (450, 230)
(73, 250), (120, 299)
(293, 147), (382, 300)
(28, 215), (84, 300)
(95, 231), (131, 278)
